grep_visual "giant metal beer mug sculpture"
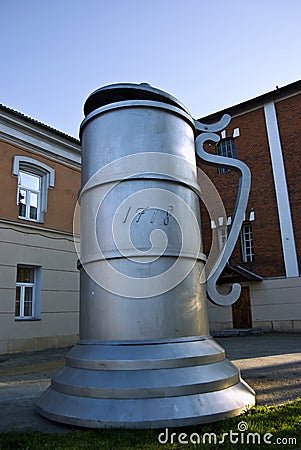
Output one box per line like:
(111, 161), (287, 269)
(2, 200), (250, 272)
(37, 83), (255, 427)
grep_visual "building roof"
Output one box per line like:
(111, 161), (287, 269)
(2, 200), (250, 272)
(0, 103), (81, 167)
(0, 103), (80, 144)
(218, 264), (263, 284)
(199, 79), (301, 123)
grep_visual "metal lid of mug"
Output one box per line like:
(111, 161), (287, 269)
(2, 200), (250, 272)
(83, 83), (191, 116)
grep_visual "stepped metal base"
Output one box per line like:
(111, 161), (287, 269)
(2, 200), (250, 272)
(37, 337), (255, 428)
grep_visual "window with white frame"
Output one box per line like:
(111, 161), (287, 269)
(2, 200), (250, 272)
(218, 226), (228, 251)
(15, 265), (42, 320)
(216, 138), (237, 174)
(18, 171), (41, 220)
(12, 156), (55, 223)
(241, 223), (254, 262)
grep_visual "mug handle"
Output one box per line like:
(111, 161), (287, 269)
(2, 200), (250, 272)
(195, 115), (251, 306)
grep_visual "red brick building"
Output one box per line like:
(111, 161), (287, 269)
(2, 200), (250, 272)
(198, 80), (301, 332)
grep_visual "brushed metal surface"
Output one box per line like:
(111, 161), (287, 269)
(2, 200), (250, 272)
(37, 379), (255, 428)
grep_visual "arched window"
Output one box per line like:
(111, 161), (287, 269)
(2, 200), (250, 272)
(12, 156), (55, 223)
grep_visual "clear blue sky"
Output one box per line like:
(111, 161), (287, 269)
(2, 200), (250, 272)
(1, 0), (300, 138)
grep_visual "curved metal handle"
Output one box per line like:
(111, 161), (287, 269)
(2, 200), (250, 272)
(195, 115), (251, 306)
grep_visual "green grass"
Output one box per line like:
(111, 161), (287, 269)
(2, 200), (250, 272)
(0, 399), (300, 450)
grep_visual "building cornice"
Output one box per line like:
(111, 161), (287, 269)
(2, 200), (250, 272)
(199, 80), (301, 123)
(0, 104), (81, 169)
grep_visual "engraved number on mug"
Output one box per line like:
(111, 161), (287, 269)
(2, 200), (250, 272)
(122, 206), (174, 225)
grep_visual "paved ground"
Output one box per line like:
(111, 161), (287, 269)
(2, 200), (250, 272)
(0, 333), (300, 433)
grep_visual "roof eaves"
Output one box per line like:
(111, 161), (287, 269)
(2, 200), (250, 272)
(0, 103), (80, 144)
(199, 79), (301, 123)
(233, 265), (263, 281)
